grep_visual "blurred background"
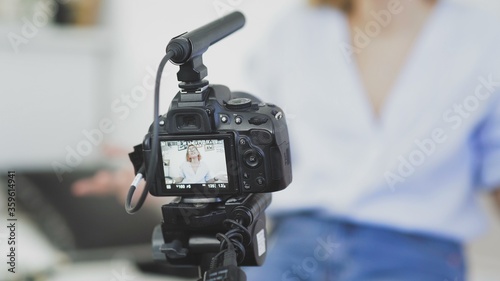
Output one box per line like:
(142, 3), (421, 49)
(0, 0), (499, 280)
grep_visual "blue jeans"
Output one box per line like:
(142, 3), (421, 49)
(244, 212), (465, 281)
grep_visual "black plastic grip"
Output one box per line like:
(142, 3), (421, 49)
(167, 11), (245, 64)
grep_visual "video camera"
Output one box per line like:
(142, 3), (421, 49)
(126, 11), (292, 281)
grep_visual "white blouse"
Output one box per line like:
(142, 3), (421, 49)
(178, 161), (213, 184)
(248, 0), (500, 241)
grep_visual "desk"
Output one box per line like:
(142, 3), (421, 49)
(47, 260), (195, 281)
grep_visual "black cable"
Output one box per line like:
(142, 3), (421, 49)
(125, 51), (175, 214)
(211, 219), (251, 265)
(223, 219), (251, 245)
(210, 233), (234, 270)
(125, 166), (145, 213)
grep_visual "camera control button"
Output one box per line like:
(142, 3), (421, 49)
(271, 110), (283, 120)
(256, 177), (265, 186)
(235, 116), (243, 124)
(243, 172), (249, 179)
(243, 181), (251, 190)
(244, 150), (261, 168)
(239, 138), (247, 146)
(249, 116), (268, 125)
(220, 115), (229, 123)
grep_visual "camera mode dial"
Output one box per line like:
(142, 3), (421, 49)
(226, 97), (252, 110)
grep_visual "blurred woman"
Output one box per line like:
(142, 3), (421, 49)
(244, 0), (500, 280)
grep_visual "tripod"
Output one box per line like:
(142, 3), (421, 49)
(151, 193), (271, 281)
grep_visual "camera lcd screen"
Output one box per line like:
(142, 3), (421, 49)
(159, 135), (237, 196)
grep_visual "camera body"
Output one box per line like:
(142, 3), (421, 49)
(142, 84), (292, 198)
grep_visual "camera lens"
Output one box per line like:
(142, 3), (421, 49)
(244, 149), (261, 168)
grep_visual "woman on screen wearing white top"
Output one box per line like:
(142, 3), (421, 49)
(173, 145), (218, 184)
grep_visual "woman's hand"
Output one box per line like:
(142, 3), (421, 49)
(215, 173), (228, 182)
(71, 166), (135, 203)
(70, 144), (174, 210)
(71, 145), (135, 203)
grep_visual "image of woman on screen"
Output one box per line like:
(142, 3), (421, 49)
(173, 145), (219, 184)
